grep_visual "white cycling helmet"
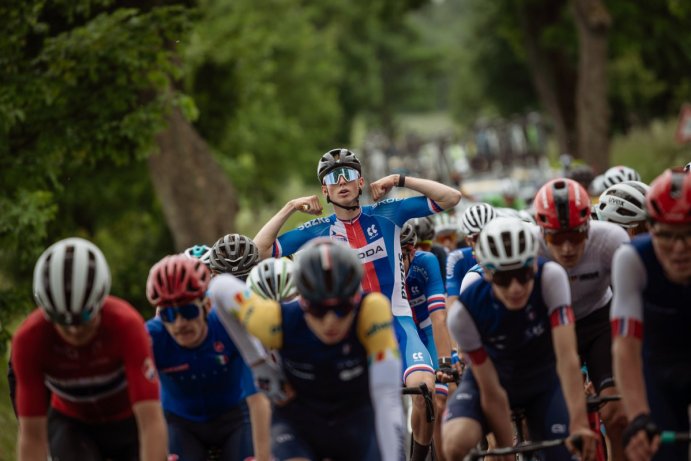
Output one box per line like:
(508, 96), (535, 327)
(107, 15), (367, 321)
(588, 174), (607, 196)
(602, 166), (641, 188)
(33, 237), (111, 325)
(475, 217), (538, 271)
(183, 244), (211, 266)
(247, 257), (298, 302)
(460, 203), (496, 235)
(432, 213), (458, 236)
(596, 180), (650, 228)
(684, 162), (690, 172)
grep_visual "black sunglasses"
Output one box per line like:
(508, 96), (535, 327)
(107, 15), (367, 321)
(490, 266), (535, 288)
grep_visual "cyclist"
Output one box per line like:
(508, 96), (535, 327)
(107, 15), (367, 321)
(247, 257), (299, 302)
(411, 216), (447, 284)
(432, 212), (460, 252)
(534, 178), (629, 461)
(209, 233), (260, 280)
(252, 148), (462, 460)
(401, 222), (454, 460)
(12, 237), (167, 460)
(611, 168), (691, 461)
(446, 203), (496, 308)
(443, 218), (597, 461)
(211, 240), (404, 461)
(595, 181), (650, 237)
(145, 255), (270, 461)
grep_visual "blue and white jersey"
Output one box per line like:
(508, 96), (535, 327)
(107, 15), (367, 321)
(272, 196), (443, 316)
(406, 251), (446, 330)
(146, 309), (257, 423)
(450, 260), (574, 392)
(446, 247), (477, 297)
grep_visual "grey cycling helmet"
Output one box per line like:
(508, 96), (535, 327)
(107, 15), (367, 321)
(209, 234), (260, 279)
(411, 216), (435, 242)
(460, 203), (496, 235)
(247, 257), (298, 302)
(317, 148), (362, 183)
(400, 222), (417, 247)
(33, 237), (111, 325)
(295, 239), (362, 305)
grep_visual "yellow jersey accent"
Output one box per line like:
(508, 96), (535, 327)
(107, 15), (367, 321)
(356, 292), (399, 361)
(237, 293), (283, 350)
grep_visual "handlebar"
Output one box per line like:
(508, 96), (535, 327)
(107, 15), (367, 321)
(585, 394), (621, 412)
(402, 383), (435, 423)
(463, 435), (582, 461)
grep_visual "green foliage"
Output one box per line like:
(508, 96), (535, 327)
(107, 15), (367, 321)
(0, 0), (192, 345)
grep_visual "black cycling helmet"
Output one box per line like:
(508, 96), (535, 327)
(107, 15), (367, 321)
(412, 216), (435, 242)
(317, 148), (362, 183)
(295, 239), (363, 305)
(400, 222), (417, 247)
(209, 234), (260, 279)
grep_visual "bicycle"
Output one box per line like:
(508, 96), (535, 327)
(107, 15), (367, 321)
(463, 435), (583, 461)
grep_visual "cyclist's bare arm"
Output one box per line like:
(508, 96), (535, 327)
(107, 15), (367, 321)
(253, 196), (323, 259)
(369, 174), (462, 209)
(17, 416), (48, 461)
(132, 400), (168, 461)
(247, 393), (272, 461)
(430, 309), (453, 362)
(613, 336), (649, 418)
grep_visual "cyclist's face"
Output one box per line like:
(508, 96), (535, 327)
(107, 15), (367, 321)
(161, 298), (210, 348)
(54, 314), (102, 346)
(435, 232), (457, 252)
(304, 310), (356, 345)
(650, 222), (691, 283)
(544, 233), (587, 268)
(321, 175), (364, 205)
(486, 267), (535, 310)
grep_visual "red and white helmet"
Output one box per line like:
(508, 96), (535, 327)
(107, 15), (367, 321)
(534, 178), (590, 230)
(146, 255), (211, 306)
(646, 168), (691, 224)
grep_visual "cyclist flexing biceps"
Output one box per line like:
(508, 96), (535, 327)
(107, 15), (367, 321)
(212, 240), (404, 461)
(252, 148), (461, 460)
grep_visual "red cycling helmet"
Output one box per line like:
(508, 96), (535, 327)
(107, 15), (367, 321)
(646, 168), (691, 224)
(146, 255), (211, 306)
(534, 178), (590, 230)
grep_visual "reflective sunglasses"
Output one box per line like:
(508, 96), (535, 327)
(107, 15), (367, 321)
(543, 226), (588, 246)
(650, 228), (691, 246)
(490, 266), (535, 288)
(46, 308), (94, 326)
(301, 300), (357, 319)
(323, 167), (360, 186)
(159, 301), (203, 323)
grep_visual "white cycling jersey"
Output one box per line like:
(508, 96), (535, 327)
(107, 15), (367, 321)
(533, 221), (629, 320)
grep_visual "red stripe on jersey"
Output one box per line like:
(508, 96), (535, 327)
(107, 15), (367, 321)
(467, 347), (488, 365)
(428, 199), (443, 213)
(549, 305), (575, 328)
(611, 318), (643, 339)
(345, 221), (381, 293)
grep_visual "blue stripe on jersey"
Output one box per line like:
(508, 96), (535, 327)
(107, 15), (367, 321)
(446, 247), (477, 297)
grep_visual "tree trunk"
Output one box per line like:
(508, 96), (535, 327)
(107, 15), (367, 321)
(516, 0), (579, 157)
(148, 108), (238, 251)
(572, 0), (611, 173)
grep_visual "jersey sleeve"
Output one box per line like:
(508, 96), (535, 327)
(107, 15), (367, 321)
(273, 217), (332, 257)
(371, 196), (443, 226)
(598, 222), (630, 274)
(236, 295), (283, 350)
(610, 244), (646, 339)
(120, 310), (161, 405)
(12, 319), (50, 417)
(445, 249), (464, 297)
(447, 300), (484, 362)
(421, 253), (446, 314)
(356, 293), (400, 363)
(540, 262), (575, 328)
(460, 270), (483, 293)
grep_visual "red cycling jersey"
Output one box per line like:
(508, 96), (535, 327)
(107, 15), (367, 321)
(12, 296), (160, 422)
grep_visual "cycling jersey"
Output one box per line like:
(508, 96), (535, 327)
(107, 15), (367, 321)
(12, 296), (160, 422)
(146, 308), (257, 423)
(611, 235), (691, 459)
(271, 196), (443, 317)
(534, 221), (629, 320)
(450, 260), (574, 390)
(445, 247), (477, 298)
